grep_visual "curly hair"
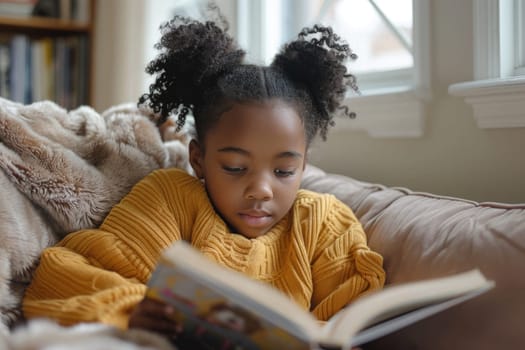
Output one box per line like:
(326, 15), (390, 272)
(138, 12), (358, 145)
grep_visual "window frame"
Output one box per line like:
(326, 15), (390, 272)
(513, 0), (525, 75)
(448, 0), (525, 129)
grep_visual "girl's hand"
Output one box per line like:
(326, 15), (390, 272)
(128, 297), (182, 338)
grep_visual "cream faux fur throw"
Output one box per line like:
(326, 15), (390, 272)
(0, 97), (192, 334)
(2, 319), (176, 350)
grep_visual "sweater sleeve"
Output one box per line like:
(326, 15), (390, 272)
(310, 196), (385, 321)
(23, 169), (200, 329)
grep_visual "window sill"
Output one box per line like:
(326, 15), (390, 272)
(448, 77), (525, 128)
(335, 87), (429, 138)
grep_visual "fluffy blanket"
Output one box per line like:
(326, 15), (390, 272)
(0, 97), (192, 335)
(3, 319), (176, 350)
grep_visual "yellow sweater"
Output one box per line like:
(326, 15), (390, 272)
(23, 168), (385, 329)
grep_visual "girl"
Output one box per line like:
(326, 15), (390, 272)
(23, 13), (385, 344)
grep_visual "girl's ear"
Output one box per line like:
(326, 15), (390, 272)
(189, 139), (204, 179)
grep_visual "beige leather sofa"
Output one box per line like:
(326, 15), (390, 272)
(301, 164), (525, 350)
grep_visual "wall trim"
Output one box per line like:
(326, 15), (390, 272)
(335, 89), (427, 138)
(448, 77), (525, 128)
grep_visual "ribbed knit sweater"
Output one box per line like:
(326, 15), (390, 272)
(23, 168), (385, 329)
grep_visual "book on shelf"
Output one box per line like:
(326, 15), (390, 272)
(8, 34), (30, 104)
(0, 33), (88, 108)
(146, 241), (495, 350)
(0, 35), (11, 99)
(29, 37), (53, 102)
(30, 0), (90, 21)
(0, 0), (37, 18)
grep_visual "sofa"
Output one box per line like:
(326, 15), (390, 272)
(301, 165), (525, 350)
(0, 98), (524, 349)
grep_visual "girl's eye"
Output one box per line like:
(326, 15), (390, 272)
(223, 166), (245, 173)
(274, 169), (295, 177)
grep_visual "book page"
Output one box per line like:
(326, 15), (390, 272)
(148, 241), (323, 348)
(318, 269), (493, 349)
(349, 286), (492, 346)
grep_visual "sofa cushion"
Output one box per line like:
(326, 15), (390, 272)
(301, 164), (525, 350)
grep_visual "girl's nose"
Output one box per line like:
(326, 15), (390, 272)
(245, 175), (273, 201)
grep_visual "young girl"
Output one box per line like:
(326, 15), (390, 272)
(23, 13), (385, 344)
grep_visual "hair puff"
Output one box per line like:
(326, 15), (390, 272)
(271, 24), (358, 138)
(138, 15), (245, 129)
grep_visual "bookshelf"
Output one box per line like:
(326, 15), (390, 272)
(0, 0), (96, 109)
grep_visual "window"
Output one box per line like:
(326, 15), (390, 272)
(448, 0), (525, 128)
(238, 0), (430, 138)
(239, 0), (414, 91)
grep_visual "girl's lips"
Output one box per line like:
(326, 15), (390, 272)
(238, 212), (272, 228)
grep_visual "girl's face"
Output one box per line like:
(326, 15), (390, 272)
(189, 100), (307, 239)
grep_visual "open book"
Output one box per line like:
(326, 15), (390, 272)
(146, 241), (494, 350)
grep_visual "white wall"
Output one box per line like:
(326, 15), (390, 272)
(92, 0), (147, 111)
(91, 0), (525, 203)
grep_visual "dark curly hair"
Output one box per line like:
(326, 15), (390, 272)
(138, 12), (358, 145)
